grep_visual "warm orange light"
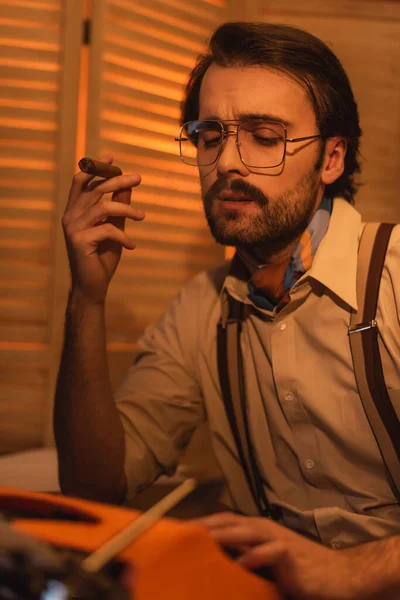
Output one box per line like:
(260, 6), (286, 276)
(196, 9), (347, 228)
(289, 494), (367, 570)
(101, 110), (177, 137)
(1, 179), (53, 191)
(0, 58), (59, 72)
(0, 38), (59, 52)
(103, 149), (192, 176)
(0, 98), (57, 111)
(2, 1), (60, 12)
(0, 138), (55, 151)
(134, 172), (200, 194)
(1, 279), (46, 289)
(0, 118), (57, 131)
(0, 240), (49, 248)
(106, 17), (204, 53)
(103, 52), (188, 85)
(103, 72), (182, 102)
(0, 17), (58, 31)
(131, 188), (203, 213)
(104, 33), (194, 69)
(0, 219), (51, 230)
(102, 91), (180, 120)
(0, 78), (58, 91)
(202, 0), (228, 7)
(0, 158), (55, 170)
(138, 210), (204, 229)
(107, 342), (137, 352)
(110, 1), (213, 38)
(75, 55), (89, 159)
(0, 199), (54, 210)
(0, 341), (47, 351)
(101, 127), (177, 155)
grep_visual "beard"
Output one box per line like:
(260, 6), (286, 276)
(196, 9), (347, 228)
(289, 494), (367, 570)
(202, 167), (321, 250)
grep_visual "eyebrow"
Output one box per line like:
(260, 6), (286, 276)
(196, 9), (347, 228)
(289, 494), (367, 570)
(201, 113), (292, 127)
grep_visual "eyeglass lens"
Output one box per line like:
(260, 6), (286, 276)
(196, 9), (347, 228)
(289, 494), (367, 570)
(180, 120), (286, 168)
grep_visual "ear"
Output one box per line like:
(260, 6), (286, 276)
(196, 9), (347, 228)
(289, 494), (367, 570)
(320, 137), (347, 185)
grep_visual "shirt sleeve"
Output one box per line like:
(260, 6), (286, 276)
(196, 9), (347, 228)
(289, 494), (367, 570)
(114, 281), (206, 501)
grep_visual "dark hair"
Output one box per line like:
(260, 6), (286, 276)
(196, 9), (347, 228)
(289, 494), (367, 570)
(181, 22), (362, 202)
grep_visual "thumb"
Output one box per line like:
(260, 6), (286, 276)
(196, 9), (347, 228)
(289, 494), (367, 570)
(238, 540), (288, 570)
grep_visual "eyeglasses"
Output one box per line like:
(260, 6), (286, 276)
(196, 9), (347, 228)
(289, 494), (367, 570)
(175, 119), (322, 169)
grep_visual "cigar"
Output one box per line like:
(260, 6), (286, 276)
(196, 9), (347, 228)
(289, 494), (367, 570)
(78, 157), (122, 179)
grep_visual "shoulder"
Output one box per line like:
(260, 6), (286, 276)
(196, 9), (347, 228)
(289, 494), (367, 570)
(386, 224), (400, 257)
(137, 261), (231, 353)
(378, 223), (400, 324)
(177, 261), (231, 303)
(381, 223), (400, 283)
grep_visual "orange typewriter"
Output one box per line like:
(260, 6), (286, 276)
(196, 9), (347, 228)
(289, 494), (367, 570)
(0, 483), (284, 600)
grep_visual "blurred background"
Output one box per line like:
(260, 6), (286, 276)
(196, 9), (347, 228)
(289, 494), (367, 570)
(0, 0), (399, 492)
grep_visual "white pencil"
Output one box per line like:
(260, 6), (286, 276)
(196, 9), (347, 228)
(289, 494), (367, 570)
(82, 478), (197, 573)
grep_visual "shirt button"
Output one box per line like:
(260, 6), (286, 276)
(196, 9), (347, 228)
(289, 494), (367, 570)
(305, 459), (315, 470)
(279, 322), (287, 331)
(331, 540), (342, 549)
(285, 392), (294, 402)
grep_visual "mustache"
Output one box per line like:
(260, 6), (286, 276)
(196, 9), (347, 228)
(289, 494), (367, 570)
(202, 178), (268, 208)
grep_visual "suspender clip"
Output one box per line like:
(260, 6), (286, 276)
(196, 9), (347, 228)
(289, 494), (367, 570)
(348, 319), (377, 335)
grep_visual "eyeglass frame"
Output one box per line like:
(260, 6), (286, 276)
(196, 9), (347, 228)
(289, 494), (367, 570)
(175, 119), (323, 170)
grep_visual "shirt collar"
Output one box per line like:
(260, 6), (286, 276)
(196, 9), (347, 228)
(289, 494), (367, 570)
(222, 197), (363, 312)
(306, 197), (362, 311)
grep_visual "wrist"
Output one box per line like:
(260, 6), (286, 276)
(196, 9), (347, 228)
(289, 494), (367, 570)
(342, 538), (400, 600)
(68, 286), (107, 312)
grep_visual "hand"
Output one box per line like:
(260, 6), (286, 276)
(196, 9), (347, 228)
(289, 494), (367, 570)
(194, 513), (369, 600)
(62, 154), (144, 304)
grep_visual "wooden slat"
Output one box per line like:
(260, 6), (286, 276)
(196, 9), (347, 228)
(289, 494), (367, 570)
(104, 26), (196, 69)
(258, 0), (400, 222)
(41, 0), (232, 470)
(0, 0), (66, 454)
(258, 0), (400, 22)
(150, 0), (228, 23)
(107, 4), (207, 53)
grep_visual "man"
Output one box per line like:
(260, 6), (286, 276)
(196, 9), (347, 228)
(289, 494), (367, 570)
(55, 22), (400, 599)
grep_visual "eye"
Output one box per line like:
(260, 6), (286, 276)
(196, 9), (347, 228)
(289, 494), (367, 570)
(253, 134), (280, 147)
(241, 122), (284, 147)
(200, 131), (222, 148)
(252, 125), (281, 144)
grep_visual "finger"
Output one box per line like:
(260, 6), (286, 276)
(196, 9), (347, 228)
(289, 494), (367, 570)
(71, 199), (144, 233)
(191, 512), (245, 530)
(88, 173), (141, 197)
(76, 173), (141, 213)
(108, 189), (136, 233)
(73, 222), (136, 253)
(68, 154), (114, 204)
(208, 524), (272, 548)
(111, 186), (133, 206)
(238, 541), (288, 570)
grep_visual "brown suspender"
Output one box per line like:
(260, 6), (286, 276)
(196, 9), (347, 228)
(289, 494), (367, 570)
(217, 300), (281, 519)
(217, 222), (400, 516)
(349, 222), (400, 502)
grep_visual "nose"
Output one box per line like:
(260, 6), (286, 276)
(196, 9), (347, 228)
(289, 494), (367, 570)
(217, 131), (250, 177)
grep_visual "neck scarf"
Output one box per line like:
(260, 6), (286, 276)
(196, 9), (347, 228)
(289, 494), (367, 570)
(238, 196), (332, 312)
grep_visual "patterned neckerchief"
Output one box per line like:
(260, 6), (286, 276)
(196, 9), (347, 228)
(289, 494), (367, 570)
(237, 197), (332, 312)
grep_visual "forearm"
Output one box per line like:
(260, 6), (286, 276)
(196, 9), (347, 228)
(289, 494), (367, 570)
(54, 290), (126, 504)
(345, 534), (400, 599)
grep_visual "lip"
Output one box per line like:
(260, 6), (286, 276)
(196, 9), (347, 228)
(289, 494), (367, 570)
(219, 192), (252, 201)
(218, 198), (255, 210)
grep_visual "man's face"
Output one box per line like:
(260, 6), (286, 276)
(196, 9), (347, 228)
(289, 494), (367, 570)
(198, 65), (326, 249)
